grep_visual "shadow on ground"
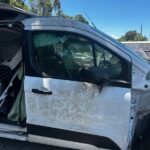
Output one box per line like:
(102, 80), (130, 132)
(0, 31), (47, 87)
(132, 127), (150, 150)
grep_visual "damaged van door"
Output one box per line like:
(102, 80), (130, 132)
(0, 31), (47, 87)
(22, 18), (150, 150)
(23, 18), (133, 150)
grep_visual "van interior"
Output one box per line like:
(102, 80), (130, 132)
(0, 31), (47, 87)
(0, 27), (26, 125)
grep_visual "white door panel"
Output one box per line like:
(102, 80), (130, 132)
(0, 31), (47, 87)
(25, 76), (131, 150)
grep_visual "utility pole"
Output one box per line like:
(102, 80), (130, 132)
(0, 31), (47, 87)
(140, 24), (143, 35)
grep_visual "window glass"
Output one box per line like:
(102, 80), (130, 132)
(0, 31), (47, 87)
(32, 32), (94, 81)
(94, 43), (129, 81)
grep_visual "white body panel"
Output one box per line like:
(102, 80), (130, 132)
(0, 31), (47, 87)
(25, 76), (131, 150)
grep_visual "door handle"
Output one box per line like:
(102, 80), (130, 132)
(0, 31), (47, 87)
(32, 89), (52, 95)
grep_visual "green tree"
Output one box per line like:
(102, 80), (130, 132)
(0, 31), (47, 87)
(52, 0), (61, 15)
(118, 30), (148, 41)
(29, 0), (61, 16)
(74, 14), (89, 24)
(0, 0), (9, 3)
(1, 0), (88, 24)
(0, 0), (29, 10)
(28, 0), (39, 14)
(59, 13), (89, 24)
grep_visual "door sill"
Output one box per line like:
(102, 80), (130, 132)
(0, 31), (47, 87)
(0, 122), (27, 132)
(0, 121), (27, 141)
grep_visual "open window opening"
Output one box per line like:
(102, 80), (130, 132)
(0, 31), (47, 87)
(32, 31), (131, 85)
(0, 27), (26, 125)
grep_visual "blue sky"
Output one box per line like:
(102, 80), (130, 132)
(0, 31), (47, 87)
(60, 0), (150, 39)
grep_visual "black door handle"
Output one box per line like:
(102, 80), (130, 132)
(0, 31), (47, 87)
(32, 89), (52, 95)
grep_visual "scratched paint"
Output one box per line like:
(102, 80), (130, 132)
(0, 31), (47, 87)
(25, 76), (131, 150)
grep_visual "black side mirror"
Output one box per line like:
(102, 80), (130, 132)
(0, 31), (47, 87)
(80, 67), (109, 84)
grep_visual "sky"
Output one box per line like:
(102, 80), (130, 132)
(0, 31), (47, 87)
(60, 0), (150, 39)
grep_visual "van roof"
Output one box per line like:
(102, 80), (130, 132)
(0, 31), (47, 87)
(22, 16), (94, 31)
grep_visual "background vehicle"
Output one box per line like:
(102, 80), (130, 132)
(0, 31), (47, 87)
(0, 4), (150, 150)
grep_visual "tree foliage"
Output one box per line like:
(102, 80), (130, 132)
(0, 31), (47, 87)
(0, 0), (89, 24)
(0, 0), (9, 3)
(0, 0), (29, 10)
(29, 0), (61, 16)
(28, 0), (88, 24)
(59, 13), (89, 24)
(118, 30), (148, 41)
(74, 14), (89, 24)
(53, 0), (61, 15)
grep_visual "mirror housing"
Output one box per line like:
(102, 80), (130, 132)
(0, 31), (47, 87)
(80, 67), (109, 84)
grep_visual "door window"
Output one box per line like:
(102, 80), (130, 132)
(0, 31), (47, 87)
(32, 32), (130, 83)
(94, 43), (130, 82)
(32, 32), (94, 81)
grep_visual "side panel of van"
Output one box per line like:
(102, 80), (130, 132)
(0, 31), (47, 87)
(24, 29), (132, 150)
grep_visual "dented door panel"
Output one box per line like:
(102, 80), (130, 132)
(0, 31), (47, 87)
(25, 76), (131, 150)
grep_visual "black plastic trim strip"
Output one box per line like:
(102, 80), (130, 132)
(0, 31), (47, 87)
(107, 80), (131, 88)
(27, 124), (121, 150)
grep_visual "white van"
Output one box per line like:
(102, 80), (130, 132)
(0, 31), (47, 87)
(0, 4), (150, 150)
